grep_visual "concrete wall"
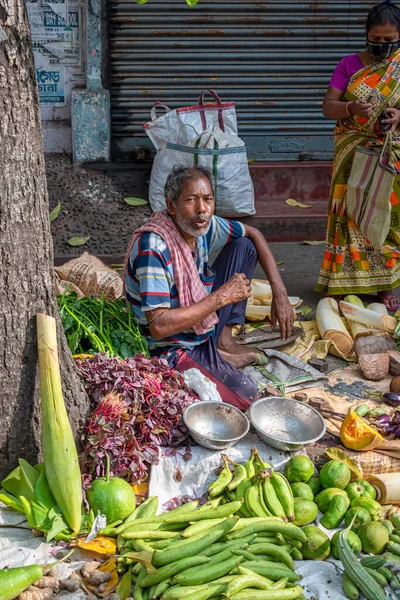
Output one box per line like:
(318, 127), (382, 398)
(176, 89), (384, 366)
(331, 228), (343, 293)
(27, 0), (86, 154)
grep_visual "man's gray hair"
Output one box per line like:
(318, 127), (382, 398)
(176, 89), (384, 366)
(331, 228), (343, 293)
(164, 165), (214, 204)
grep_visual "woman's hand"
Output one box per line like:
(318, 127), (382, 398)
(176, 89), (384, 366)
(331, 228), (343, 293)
(382, 107), (400, 132)
(351, 98), (374, 119)
(270, 290), (295, 341)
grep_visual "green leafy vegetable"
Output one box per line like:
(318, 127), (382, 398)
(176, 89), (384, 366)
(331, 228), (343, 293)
(116, 570), (132, 600)
(1, 459), (39, 503)
(58, 292), (148, 358)
(1, 460), (90, 540)
(34, 469), (57, 511)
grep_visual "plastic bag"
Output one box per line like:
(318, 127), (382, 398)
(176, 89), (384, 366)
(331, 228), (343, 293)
(144, 91), (255, 218)
(182, 368), (222, 402)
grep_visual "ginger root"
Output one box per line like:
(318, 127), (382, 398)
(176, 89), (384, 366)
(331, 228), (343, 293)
(33, 576), (59, 591)
(60, 573), (81, 593)
(97, 582), (109, 594)
(86, 570), (112, 586)
(81, 560), (101, 579)
(19, 586), (54, 600)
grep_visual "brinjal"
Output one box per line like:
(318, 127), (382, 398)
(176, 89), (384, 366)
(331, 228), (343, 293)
(382, 392), (400, 408)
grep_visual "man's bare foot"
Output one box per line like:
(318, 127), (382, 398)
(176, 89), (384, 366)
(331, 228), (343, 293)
(217, 324), (254, 355)
(219, 349), (260, 369)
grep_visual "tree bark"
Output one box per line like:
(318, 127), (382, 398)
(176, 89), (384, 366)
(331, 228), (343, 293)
(0, 1), (90, 479)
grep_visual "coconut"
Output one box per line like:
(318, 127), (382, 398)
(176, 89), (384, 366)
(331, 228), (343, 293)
(390, 375), (400, 394)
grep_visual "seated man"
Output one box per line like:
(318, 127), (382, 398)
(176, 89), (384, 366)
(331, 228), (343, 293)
(124, 165), (294, 409)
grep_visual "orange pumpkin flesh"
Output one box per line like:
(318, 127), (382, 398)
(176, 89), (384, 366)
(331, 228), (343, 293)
(340, 410), (383, 450)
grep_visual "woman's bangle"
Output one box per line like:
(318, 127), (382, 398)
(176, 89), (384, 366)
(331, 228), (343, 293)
(345, 101), (353, 117)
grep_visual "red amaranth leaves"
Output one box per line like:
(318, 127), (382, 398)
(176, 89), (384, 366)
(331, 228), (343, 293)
(76, 353), (198, 484)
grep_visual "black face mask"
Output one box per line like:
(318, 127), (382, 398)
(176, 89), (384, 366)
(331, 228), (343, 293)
(367, 39), (400, 61)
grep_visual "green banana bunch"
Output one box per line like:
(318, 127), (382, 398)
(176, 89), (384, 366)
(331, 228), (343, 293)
(226, 458), (247, 492)
(244, 480), (273, 518)
(270, 471), (295, 522)
(252, 448), (272, 472)
(257, 480), (273, 517)
(244, 450), (256, 478)
(207, 455), (232, 498)
(257, 469), (288, 521)
(206, 449), (294, 523)
(236, 477), (252, 517)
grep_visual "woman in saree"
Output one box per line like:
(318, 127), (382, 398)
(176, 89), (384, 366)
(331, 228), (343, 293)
(316, 0), (400, 310)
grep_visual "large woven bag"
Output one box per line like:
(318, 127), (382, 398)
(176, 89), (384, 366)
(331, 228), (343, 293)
(347, 131), (398, 249)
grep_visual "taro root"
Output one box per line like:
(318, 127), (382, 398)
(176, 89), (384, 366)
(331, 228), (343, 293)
(355, 335), (396, 357)
(358, 353), (390, 381)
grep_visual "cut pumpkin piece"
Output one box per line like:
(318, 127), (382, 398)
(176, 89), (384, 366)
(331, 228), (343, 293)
(340, 410), (383, 451)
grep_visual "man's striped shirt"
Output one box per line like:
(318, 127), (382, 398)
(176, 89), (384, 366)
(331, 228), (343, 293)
(125, 215), (245, 361)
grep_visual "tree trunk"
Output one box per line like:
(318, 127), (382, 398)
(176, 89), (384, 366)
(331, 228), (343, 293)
(0, 1), (90, 479)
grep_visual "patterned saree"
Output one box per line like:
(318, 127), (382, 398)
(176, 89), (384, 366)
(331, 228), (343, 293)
(317, 50), (400, 295)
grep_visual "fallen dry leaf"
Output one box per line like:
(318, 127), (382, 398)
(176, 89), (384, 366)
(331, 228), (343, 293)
(123, 550), (155, 571)
(67, 235), (91, 247)
(326, 447), (363, 480)
(286, 199), (311, 208)
(303, 240), (325, 246)
(298, 305), (312, 317)
(76, 535), (117, 556)
(132, 481), (149, 499)
(124, 197), (148, 206)
(49, 201), (61, 222)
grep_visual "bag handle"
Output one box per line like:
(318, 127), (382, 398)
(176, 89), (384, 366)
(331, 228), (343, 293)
(193, 123), (220, 149)
(177, 123), (200, 145)
(197, 90), (226, 132)
(150, 102), (171, 121)
(198, 89), (223, 106)
(379, 130), (398, 174)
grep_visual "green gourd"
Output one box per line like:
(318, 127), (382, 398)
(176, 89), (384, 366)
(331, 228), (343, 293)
(0, 550), (73, 600)
(0, 565), (43, 600)
(86, 454), (136, 523)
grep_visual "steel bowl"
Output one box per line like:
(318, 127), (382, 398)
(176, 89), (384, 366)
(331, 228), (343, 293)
(183, 401), (250, 450)
(249, 396), (326, 452)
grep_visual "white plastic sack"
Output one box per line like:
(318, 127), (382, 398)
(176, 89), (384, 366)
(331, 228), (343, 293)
(187, 123), (244, 150)
(144, 91), (255, 218)
(149, 140), (255, 218)
(143, 91), (238, 151)
(182, 368), (222, 402)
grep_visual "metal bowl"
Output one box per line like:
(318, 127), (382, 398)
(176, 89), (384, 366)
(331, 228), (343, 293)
(183, 401), (250, 450)
(249, 396), (326, 452)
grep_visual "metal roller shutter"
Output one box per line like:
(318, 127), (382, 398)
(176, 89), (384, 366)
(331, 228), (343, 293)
(109, 0), (370, 160)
